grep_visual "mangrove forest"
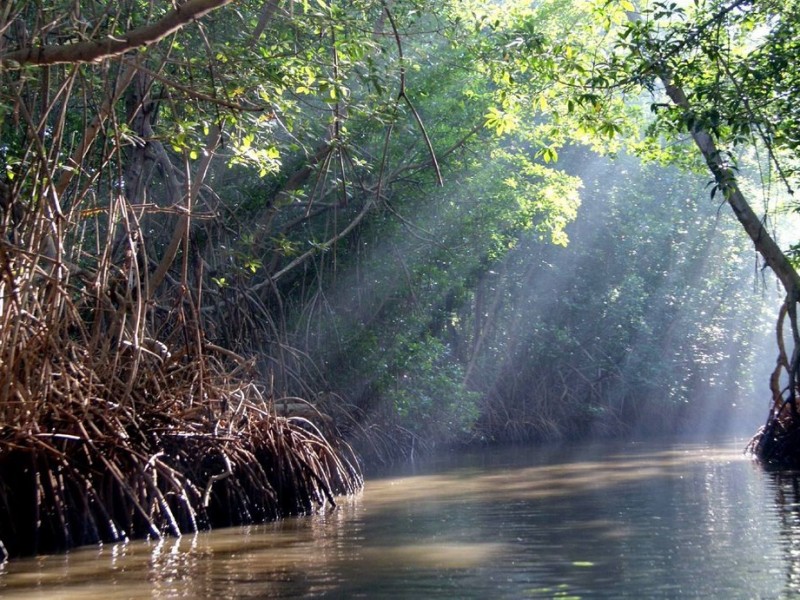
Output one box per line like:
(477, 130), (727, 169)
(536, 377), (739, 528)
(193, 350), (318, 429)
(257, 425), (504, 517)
(0, 0), (799, 563)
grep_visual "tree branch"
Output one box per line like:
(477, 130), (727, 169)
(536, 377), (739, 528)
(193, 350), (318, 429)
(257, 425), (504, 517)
(660, 74), (800, 298)
(1, 0), (236, 68)
(251, 196), (377, 291)
(148, 124), (222, 296)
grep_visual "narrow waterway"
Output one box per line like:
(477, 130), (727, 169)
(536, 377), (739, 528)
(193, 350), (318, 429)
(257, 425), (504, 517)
(1, 439), (798, 599)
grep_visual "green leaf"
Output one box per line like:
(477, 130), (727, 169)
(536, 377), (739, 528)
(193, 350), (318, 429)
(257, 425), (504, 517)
(541, 147), (558, 163)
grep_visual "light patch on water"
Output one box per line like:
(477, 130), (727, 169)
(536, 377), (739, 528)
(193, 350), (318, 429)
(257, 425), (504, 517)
(363, 444), (747, 510)
(358, 541), (507, 569)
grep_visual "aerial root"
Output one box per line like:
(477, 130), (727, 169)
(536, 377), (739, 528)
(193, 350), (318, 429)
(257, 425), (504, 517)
(749, 299), (800, 469)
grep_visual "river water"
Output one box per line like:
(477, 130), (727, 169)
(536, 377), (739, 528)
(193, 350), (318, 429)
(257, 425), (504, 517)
(1, 438), (798, 599)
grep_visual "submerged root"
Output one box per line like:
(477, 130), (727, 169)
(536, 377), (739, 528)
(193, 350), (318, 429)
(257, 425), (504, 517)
(749, 424), (800, 469)
(748, 393), (800, 469)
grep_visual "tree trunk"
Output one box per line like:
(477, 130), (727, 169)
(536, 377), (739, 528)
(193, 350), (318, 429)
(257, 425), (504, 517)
(660, 73), (800, 466)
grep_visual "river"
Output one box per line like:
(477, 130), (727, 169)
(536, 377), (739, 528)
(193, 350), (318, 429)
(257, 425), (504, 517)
(0, 438), (797, 599)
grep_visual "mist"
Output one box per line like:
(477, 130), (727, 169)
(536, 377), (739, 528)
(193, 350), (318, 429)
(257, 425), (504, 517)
(283, 139), (783, 452)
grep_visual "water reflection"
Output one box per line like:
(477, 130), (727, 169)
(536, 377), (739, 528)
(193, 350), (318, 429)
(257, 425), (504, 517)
(0, 439), (794, 598)
(767, 470), (800, 597)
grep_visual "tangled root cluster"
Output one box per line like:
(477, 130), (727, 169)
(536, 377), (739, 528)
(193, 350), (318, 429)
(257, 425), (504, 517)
(0, 338), (362, 559)
(0, 245), (361, 560)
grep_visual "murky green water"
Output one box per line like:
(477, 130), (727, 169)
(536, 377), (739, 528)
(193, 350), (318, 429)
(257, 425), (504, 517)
(1, 439), (797, 598)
